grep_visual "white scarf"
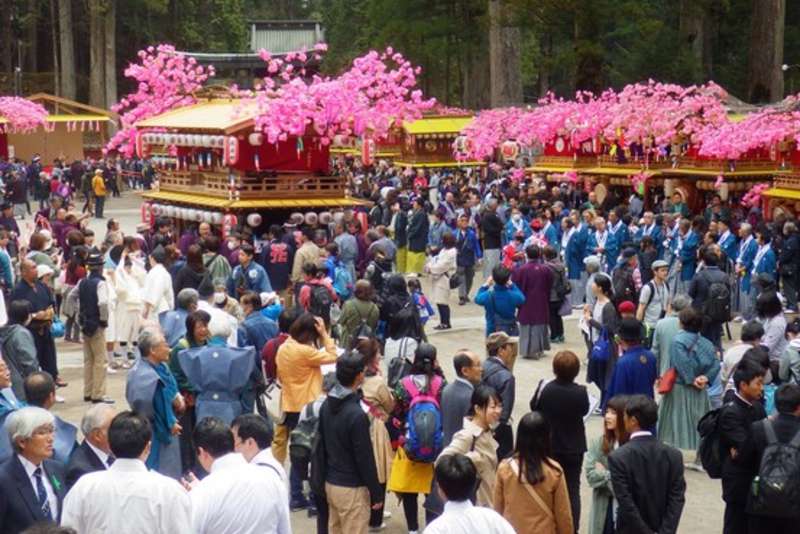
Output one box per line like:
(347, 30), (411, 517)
(751, 244), (771, 275)
(609, 220), (623, 235)
(717, 230), (731, 246)
(642, 223), (656, 236)
(738, 236), (753, 261)
(595, 230), (608, 250)
(561, 227), (577, 251)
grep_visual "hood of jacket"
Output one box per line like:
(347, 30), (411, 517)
(0, 323), (25, 346)
(326, 382), (358, 414)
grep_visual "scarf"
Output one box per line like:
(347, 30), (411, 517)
(739, 236), (753, 260)
(561, 227), (577, 251)
(145, 361), (179, 472)
(642, 223), (656, 236)
(717, 230), (731, 246)
(751, 244), (771, 275)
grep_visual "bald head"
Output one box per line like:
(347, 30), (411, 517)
(21, 260), (37, 283)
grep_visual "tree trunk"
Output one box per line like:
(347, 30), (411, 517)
(104, 0), (117, 109)
(26, 0), (39, 72)
(50, 0), (60, 95)
(0, 4), (12, 73)
(488, 0), (522, 107)
(88, 0), (105, 108)
(747, 0), (785, 103)
(461, 40), (490, 110)
(58, 0), (76, 99)
(679, 0), (706, 83)
(538, 32), (553, 98)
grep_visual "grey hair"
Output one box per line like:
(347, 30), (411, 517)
(740, 223), (752, 234)
(671, 294), (691, 313)
(80, 404), (116, 436)
(208, 314), (232, 339)
(6, 407), (54, 452)
(784, 222), (797, 235)
(138, 327), (165, 359)
(176, 288), (199, 310)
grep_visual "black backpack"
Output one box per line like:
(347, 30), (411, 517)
(612, 265), (638, 306)
(697, 404), (729, 479)
(704, 279), (731, 323)
(747, 421), (800, 518)
(289, 403), (319, 479)
(352, 305), (374, 342)
(309, 284), (334, 323)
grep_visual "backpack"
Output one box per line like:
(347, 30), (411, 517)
(387, 337), (417, 389)
(747, 421), (800, 518)
(612, 265), (637, 306)
(289, 403), (319, 478)
(391, 300), (421, 340)
(402, 375), (444, 463)
(332, 263), (353, 301)
(697, 404), (729, 479)
(704, 279), (731, 323)
(352, 305), (374, 342)
(309, 284), (334, 323)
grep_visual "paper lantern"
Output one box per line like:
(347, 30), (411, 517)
(305, 212), (318, 225)
(289, 212), (304, 225)
(201, 135), (212, 147)
(222, 213), (238, 236)
(212, 136), (225, 148)
(361, 138), (375, 166)
(140, 202), (154, 226)
(211, 212), (223, 225)
(248, 133), (264, 146)
(224, 136), (239, 165)
(193, 209), (204, 222)
(246, 213), (262, 227)
(202, 211), (214, 223)
(318, 212), (332, 225)
(500, 140), (520, 161)
(135, 131), (146, 158)
(454, 135), (469, 154)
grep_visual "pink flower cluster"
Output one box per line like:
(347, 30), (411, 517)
(0, 97), (49, 133)
(105, 44), (215, 156)
(697, 100), (800, 159)
(741, 182), (770, 208)
(459, 81), (729, 161)
(249, 46), (435, 145)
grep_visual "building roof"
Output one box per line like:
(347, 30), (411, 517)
(249, 20), (324, 54)
(135, 100), (257, 133)
(26, 93), (117, 119)
(0, 114), (111, 125)
(402, 116), (474, 136)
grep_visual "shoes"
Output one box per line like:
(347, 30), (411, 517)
(433, 324), (452, 330)
(458, 297), (468, 305)
(307, 505), (318, 518)
(55, 378), (68, 388)
(126, 351), (136, 361)
(92, 396), (115, 404)
(383, 511), (392, 519)
(121, 360), (133, 369)
(369, 524), (386, 532)
(591, 406), (603, 416)
(55, 395), (65, 403)
(106, 365), (118, 374)
(685, 461), (705, 472)
(290, 499), (309, 512)
(84, 396), (91, 402)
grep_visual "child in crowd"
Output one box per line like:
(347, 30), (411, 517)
(407, 277), (435, 325)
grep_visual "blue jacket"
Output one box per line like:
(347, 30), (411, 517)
(718, 232), (738, 263)
(543, 222), (560, 252)
(751, 245), (777, 288)
(606, 221), (629, 270)
(579, 223), (594, 259)
(564, 229), (584, 280)
(428, 220), (449, 250)
(455, 227), (482, 267)
(227, 260), (272, 296)
(679, 231), (700, 281)
(606, 345), (658, 400)
(504, 218), (531, 244)
(737, 237), (759, 293)
(474, 284), (526, 336)
(636, 224), (663, 258)
(237, 311), (278, 355)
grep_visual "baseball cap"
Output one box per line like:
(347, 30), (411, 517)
(617, 301), (636, 315)
(486, 331), (519, 352)
(621, 247), (637, 259)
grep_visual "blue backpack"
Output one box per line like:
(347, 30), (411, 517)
(402, 375), (444, 463)
(590, 328), (612, 362)
(332, 263), (353, 301)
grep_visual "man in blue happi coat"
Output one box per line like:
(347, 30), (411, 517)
(606, 318), (658, 400)
(159, 288), (199, 348)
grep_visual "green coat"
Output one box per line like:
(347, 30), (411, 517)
(651, 315), (680, 375)
(584, 435), (613, 534)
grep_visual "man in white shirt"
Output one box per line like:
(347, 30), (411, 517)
(184, 416), (291, 534)
(142, 246), (174, 320)
(196, 277), (238, 346)
(424, 454), (514, 534)
(60, 411), (191, 534)
(722, 321), (766, 393)
(231, 413), (287, 484)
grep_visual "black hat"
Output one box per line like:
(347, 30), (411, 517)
(622, 247), (637, 260)
(150, 245), (166, 264)
(618, 318), (643, 343)
(197, 275), (215, 298)
(86, 252), (104, 267)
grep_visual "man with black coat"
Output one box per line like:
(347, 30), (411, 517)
(608, 395), (685, 534)
(688, 247), (730, 349)
(480, 198), (504, 279)
(65, 404), (116, 489)
(742, 383), (800, 533)
(406, 197), (429, 275)
(318, 351), (382, 534)
(718, 360), (767, 534)
(442, 350), (482, 446)
(481, 332), (517, 460)
(779, 222), (800, 311)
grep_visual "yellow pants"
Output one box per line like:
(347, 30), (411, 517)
(272, 423), (289, 464)
(396, 247), (407, 273)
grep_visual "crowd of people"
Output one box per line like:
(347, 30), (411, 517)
(0, 156), (799, 534)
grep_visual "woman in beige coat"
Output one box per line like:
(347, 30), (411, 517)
(437, 385), (501, 508)
(494, 411), (574, 534)
(425, 231), (457, 330)
(354, 338), (395, 529)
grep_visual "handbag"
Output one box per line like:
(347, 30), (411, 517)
(50, 317), (65, 338)
(658, 334), (699, 395)
(590, 328), (612, 362)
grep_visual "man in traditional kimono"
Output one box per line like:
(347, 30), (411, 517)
(23, 371), (78, 464)
(159, 288), (199, 348)
(125, 327), (183, 480)
(511, 245), (554, 360)
(177, 315), (255, 425)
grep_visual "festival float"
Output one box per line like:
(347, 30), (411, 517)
(395, 113), (483, 169)
(108, 44), (433, 234)
(0, 93), (115, 163)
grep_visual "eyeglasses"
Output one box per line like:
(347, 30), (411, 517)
(32, 426), (55, 437)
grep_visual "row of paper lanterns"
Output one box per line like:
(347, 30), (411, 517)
(141, 132), (228, 148)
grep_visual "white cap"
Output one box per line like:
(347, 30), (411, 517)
(36, 264), (54, 278)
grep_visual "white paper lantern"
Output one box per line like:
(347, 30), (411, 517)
(304, 212), (318, 225)
(211, 212), (223, 225)
(152, 204), (162, 216)
(193, 209), (204, 222)
(201, 135), (212, 147)
(203, 211), (214, 223)
(246, 213), (262, 227)
(248, 133), (264, 146)
(318, 211), (332, 225)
